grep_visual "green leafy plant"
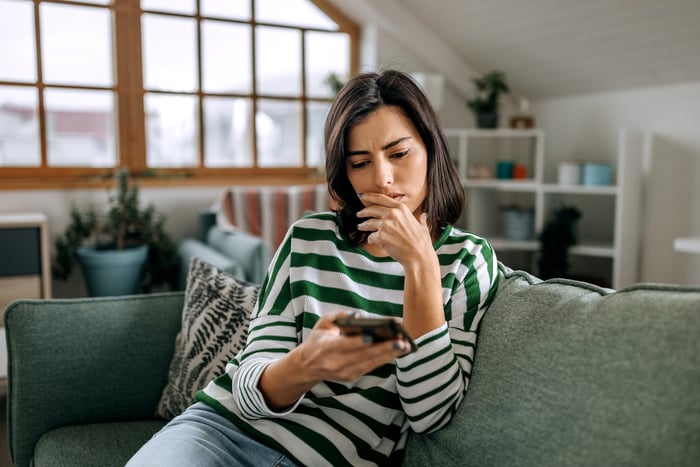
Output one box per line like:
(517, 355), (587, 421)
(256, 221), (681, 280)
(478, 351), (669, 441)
(323, 72), (345, 97)
(537, 204), (582, 280)
(52, 168), (179, 293)
(466, 70), (510, 114)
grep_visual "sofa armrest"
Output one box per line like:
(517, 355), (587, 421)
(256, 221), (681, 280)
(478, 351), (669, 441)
(4, 292), (184, 467)
(176, 238), (246, 290)
(197, 211), (217, 243)
(206, 225), (272, 284)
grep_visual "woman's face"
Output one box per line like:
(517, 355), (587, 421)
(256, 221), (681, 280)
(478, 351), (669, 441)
(345, 106), (429, 217)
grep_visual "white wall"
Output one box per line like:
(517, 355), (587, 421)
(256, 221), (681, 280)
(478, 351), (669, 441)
(368, 27), (475, 129)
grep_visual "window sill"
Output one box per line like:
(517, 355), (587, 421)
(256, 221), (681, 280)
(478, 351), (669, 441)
(0, 171), (326, 191)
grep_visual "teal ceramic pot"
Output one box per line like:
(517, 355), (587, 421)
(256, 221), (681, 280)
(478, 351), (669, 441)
(76, 244), (149, 297)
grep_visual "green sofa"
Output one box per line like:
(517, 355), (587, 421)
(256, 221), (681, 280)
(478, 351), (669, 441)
(5, 265), (700, 466)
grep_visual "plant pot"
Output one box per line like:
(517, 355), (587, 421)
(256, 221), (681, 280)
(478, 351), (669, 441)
(76, 245), (149, 297)
(476, 111), (499, 129)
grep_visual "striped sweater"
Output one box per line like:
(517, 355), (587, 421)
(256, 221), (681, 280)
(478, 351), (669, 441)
(197, 212), (499, 466)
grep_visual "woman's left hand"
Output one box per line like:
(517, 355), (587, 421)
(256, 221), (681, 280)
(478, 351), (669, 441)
(356, 192), (433, 266)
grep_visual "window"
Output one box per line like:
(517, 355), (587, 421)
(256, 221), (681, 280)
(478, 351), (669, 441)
(0, 0), (357, 184)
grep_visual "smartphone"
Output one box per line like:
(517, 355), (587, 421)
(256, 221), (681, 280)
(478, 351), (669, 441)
(333, 316), (417, 352)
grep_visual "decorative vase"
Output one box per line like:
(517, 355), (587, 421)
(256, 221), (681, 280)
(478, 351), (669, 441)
(76, 244), (149, 297)
(476, 111), (499, 129)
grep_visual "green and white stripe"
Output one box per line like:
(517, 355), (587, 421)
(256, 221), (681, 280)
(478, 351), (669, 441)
(197, 211), (498, 466)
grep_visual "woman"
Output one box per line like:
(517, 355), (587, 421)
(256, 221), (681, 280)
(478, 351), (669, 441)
(128, 69), (499, 466)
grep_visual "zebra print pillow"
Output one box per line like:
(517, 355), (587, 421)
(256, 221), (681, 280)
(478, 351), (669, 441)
(156, 256), (260, 420)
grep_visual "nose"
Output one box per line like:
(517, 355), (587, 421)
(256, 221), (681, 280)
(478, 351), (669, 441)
(374, 160), (393, 187)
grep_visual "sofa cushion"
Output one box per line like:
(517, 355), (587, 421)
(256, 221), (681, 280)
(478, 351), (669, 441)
(33, 421), (165, 467)
(156, 257), (259, 420)
(405, 265), (700, 466)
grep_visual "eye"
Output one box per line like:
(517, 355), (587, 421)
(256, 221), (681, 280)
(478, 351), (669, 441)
(391, 150), (409, 159)
(349, 159), (369, 169)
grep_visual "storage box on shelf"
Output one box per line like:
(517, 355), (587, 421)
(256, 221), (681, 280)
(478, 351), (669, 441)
(444, 128), (643, 289)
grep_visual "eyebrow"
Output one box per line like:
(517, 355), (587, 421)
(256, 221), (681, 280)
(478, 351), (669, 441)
(346, 136), (412, 157)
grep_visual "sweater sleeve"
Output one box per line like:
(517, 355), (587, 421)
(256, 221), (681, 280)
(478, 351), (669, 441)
(229, 231), (304, 419)
(394, 238), (499, 433)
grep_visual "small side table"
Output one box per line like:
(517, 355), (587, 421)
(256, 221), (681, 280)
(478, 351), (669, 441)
(0, 212), (52, 379)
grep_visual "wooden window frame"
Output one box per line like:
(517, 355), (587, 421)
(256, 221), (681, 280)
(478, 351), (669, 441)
(0, 0), (358, 189)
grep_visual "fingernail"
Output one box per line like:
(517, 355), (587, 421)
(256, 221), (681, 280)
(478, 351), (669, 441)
(362, 334), (373, 343)
(357, 193), (364, 199)
(393, 341), (406, 351)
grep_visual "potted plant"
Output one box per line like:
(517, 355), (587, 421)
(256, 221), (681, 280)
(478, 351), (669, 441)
(323, 72), (345, 97)
(537, 204), (582, 280)
(53, 168), (179, 296)
(466, 70), (510, 128)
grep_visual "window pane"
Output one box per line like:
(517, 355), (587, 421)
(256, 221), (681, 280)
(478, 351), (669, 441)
(142, 14), (197, 92)
(0, 0), (36, 82)
(306, 101), (329, 168)
(255, 0), (338, 30)
(201, 0), (250, 20)
(141, 0), (194, 15)
(40, 3), (113, 87)
(202, 21), (251, 94)
(45, 89), (115, 167)
(256, 99), (302, 167)
(306, 32), (349, 98)
(0, 86), (39, 167)
(256, 26), (301, 96)
(145, 93), (198, 168)
(204, 97), (253, 167)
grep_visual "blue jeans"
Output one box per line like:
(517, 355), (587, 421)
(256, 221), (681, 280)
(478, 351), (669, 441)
(126, 402), (298, 467)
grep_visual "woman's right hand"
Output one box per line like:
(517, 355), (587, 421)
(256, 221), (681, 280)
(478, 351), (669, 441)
(258, 311), (410, 411)
(295, 312), (411, 383)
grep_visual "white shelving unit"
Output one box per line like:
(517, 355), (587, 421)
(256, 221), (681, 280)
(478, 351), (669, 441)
(444, 128), (644, 289)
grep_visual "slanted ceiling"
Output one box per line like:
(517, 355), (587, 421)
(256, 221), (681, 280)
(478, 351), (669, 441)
(334, 0), (700, 99)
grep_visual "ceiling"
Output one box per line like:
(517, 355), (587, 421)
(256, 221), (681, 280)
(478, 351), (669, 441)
(331, 0), (700, 99)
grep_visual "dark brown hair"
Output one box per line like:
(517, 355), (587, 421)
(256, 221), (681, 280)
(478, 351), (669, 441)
(324, 69), (464, 245)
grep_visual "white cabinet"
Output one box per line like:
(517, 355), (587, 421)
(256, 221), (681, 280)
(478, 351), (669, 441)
(444, 128), (643, 289)
(0, 212), (52, 379)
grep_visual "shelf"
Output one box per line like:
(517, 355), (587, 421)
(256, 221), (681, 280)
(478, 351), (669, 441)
(570, 243), (615, 258)
(542, 184), (619, 195)
(488, 239), (614, 258)
(444, 128), (543, 138)
(445, 127), (643, 289)
(673, 236), (700, 254)
(488, 238), (539, 251)
(463, 179), (539, 192)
